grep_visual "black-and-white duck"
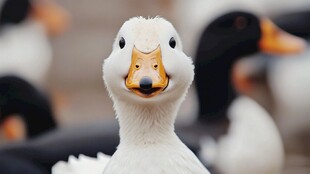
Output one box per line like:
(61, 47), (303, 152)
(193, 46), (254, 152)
(187, 11), (305, 174)
(0, 0), (68, 86)
(237, 9), (310, 171)
(0, 0), (68, 141)
(52, 16), (211, 174)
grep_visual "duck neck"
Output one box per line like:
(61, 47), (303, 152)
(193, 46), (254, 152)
(195, 42), (258, 121)
(115, 99), (180, 146)
(195, 53), (237, 121)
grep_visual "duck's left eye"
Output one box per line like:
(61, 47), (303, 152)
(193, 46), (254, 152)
(234, 16), (248, 30)
(119, 37), (125, 49)
(169, 37), (176, 49)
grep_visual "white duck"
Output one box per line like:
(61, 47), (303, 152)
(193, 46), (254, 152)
(52, 16), (210, 174)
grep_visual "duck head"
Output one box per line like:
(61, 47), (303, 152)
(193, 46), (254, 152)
(0, 0), (69, 36)
(195, 11), (305, 119)
(103, 17), (194, 104)
(196, 11), (305, 64)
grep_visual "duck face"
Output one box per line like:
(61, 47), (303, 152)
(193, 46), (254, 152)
(103, 17), (194, 103)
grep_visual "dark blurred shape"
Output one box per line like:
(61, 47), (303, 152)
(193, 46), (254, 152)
(0, 121), (119, 173)
(0, 152), (48, 174)
(274, 10), (310, 39)
(0, 0), (31, 26)
(0, 76), (56, 138)
(195, 12), (260, 122)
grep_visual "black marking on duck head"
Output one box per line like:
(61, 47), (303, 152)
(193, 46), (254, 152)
(0, 0), (31, 26)
(0, 75), (56, 137)
(195, 11), (262, 120)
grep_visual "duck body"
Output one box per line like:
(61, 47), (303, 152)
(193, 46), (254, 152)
(0, 20), (52, 86)
(265, 49), (310, 160)
(203, 96), (284, 174)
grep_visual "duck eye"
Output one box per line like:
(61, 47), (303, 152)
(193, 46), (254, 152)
(119, 37), (125, 49)
(234, 16), (247, 30)
(169, 37), (176, 48)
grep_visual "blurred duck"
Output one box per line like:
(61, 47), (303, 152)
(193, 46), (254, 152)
(238, 49), (310, 172)
(0, 0), (68, 141)
(240, 9), (310, 171)
(186, 11), (305, 174)
(0, 0), (69, 86)
(0, 76), (56, 142)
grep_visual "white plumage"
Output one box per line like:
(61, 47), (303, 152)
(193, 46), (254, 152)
(0, 20), (52, 86)
(200, 96), (284, 174)
(269, 49), (310, 151)
(52, 153), (110, 174)
(52, 16), (210, 174)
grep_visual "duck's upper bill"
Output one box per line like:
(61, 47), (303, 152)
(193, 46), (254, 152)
(125, 46), (169, 98)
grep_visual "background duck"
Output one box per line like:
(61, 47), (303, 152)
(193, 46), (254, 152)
(178, 11), (305, 174)
(0, 0), (69, 142)
(238, 49), (310, 173)
(0, 76), (56, 142)
(233, 8), (310, 173)
(0, 0), (69, 86)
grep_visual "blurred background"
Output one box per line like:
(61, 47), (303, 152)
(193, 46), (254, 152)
(48, 0), (310, 126)
(0, 0), (310, 174)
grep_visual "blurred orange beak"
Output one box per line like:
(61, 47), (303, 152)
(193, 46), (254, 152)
(125, 47), (169, 98)
(234, 18), (306, 95)
(259, 18), (305, 55)
(2, 116), (26, 141)
(31, 0), (70, 36)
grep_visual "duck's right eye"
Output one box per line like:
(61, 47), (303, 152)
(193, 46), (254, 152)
(119, 37), (125, 49)
(234, 16), (247, 30)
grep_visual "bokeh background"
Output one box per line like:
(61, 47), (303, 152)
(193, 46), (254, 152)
(49, 0), (310, 127)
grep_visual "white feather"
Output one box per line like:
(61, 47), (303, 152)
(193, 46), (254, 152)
(200, 96), (284, 174)
(0, 20), (52, 86)
(52, 153), (110, 174)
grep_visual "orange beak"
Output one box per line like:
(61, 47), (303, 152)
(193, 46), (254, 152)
(259, 18), (306, 55)
(234, 18), (306, 95)
(31, 0), (70, 36)
(2, 116), (26, 141)
(125, 47), (169, 98)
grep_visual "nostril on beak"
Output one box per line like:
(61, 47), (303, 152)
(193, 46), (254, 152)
(139, 76), (152, 90)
